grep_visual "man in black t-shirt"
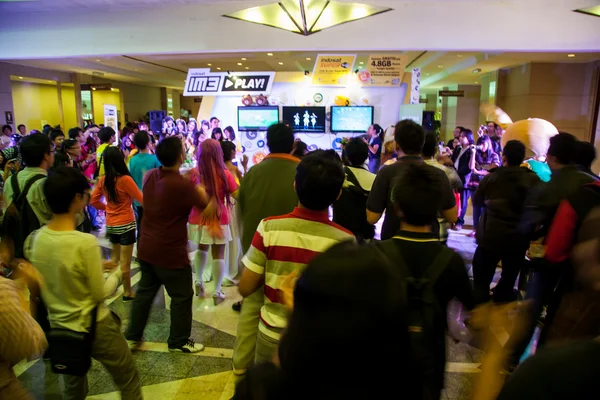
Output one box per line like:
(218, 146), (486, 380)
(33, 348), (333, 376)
(366, 120), (457, 240)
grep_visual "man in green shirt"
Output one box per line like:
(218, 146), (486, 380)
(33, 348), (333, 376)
(233, 123), (299, 375)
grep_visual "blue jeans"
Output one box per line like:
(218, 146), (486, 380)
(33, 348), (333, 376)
(368, 157), (380, 174)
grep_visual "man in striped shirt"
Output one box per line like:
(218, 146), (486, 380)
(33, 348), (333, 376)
(238, 151), (354, 364)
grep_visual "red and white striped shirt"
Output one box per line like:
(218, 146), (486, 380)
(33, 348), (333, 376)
(242, 207), (354, 339)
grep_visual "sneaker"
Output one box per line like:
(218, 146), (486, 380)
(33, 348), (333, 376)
(169, 339), (204, 354)
(232, 301), (242, 312)
(127, 340), (143, 350)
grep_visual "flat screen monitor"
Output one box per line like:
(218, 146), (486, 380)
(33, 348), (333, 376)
(237, 106), (279, 131)
(282, 106), (326, 133)
(330, 106), (374, 134)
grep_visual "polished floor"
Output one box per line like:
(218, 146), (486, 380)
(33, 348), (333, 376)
(16, 226), (482, 400)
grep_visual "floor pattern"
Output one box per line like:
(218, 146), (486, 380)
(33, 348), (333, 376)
(17, 225), (483, 400)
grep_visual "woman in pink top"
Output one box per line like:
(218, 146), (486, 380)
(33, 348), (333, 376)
(188, 139), (239, 305)
(90, 147), (143, 301)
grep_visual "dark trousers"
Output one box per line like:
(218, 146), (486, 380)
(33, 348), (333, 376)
(458, 188), (471, 226)
(126, 261), (193, 348)
(472, 204), (483, 231)
(472, 245), (527, 305)
(134, 205), (143, 240)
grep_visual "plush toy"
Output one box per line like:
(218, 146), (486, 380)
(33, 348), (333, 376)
(501, 118), (559, 160)
(481, 105), (559, 182)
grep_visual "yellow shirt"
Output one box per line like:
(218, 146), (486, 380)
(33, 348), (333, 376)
(96, 143), (111, 177)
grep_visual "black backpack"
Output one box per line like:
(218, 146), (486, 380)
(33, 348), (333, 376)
(374, 239), (453, 398)
(1, 172), (46, 259)
(332, 167), (375, 241)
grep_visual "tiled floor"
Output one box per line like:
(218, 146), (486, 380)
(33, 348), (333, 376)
(16, 224), (484, 400)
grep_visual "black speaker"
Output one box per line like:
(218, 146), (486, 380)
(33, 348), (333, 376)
(422, 111), (435, 131)
(149, 110), (166, 134)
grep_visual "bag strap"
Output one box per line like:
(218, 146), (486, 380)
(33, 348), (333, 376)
(94, 152), (104, 180)
(343, 166), (369, 195)
(14, 174), (45, 207)
(10, 172), (20, 200)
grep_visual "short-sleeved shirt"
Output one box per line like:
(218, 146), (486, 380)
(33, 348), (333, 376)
(188, 168), (238, 225)
(137, 168), (206, 269)
(369, 137), (382, 160)
(24, 227), (110, 332)
(89, 175), (143, 229)
(366, 156), (456, 240)
(128, 152), (161, 207)
(96, 143), (111, 177)
(243, 207), (353, 339)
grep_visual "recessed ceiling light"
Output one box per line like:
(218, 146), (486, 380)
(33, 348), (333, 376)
(18, 76), (23, 79)
(567, 54), (576, 57)
(237, 62), (243, 66)
(241, 58), (247, 61)
(306, 57), (311, 60)
(207, 63), (212, 66)
(278, 62), (284, 65)
(437, 65), (444, 68)
(245, 67), (249, 70)
(457, 54), (463, 58)
(359, 62), (364, 64)
(95, 59), (100, 62)
(474, 81), (479, 84)
(267, 53), (273, 56)
(216, 67), (221, 70)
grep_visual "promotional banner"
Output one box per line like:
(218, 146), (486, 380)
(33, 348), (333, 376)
(183, 69), (276, 96)
(359, 54), (407, 86)
(103, 104), (118, 145)
(312, 54), (356, 86)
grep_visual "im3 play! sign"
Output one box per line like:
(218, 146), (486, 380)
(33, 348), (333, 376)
(183, 69), (276, 96)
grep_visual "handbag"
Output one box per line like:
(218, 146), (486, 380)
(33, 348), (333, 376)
(46, 306), (98, 376)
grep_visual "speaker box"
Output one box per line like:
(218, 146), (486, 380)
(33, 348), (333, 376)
(149, 110), (166, 134)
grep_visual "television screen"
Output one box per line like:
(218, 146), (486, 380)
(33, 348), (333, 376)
(330, 106), (374, 133)
(282, 106), (326, 133)
(238, 106), (279, 131)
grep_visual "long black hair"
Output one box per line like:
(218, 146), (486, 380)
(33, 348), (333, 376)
(371, 123), (384, 142)
(475, 134), (494, 164)
(102, 146), (131, 203)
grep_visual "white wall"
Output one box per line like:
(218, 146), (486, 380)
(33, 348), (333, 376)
(208, 80), (405, 162)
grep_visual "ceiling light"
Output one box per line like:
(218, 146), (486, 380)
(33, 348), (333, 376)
(237, 62), (243, 66)
(437, 65), (444, 68)
(426, 73), (430, 76)
(245, 67), (250, 70)
(457, 54), (463, 57)
(18, 76), (23, 79)
(474, 81), (479, 84)
(359, 62), (364, 64)
(92, 87), (97, 90)
(207, 63), (212, 66)
(95, 59), (100, 62)
(306, 57), (311, 60)
(241, 58), (247, 61)
(216, 67), (221, 70)
(567, 54), (576, 58)
(472, 68), (482, 74)
(278, 62), (284, 65)
(224, 1), (393, 36)
(267, 53), (273, 56)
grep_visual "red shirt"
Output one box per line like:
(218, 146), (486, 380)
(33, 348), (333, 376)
(138, 168), (207, 269)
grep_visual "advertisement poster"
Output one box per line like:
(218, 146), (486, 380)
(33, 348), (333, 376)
(103, 104), (118, 145)
(183, 69), (276, 96)
(312, 54), (356, 86)
(360, 54), (406, 86)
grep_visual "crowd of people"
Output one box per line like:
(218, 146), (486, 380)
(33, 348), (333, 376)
(1, 113), (599, 400)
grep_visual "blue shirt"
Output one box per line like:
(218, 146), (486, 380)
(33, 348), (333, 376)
(128, 153), (161, 206)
